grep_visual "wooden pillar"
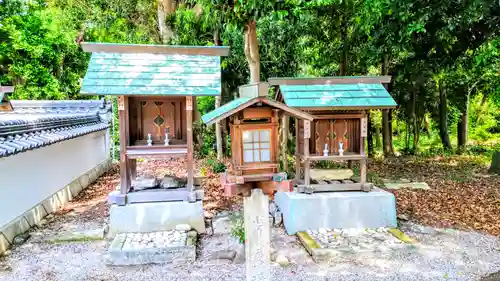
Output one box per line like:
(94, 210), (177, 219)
(118, 96), (130, 202)
(281, 115), (289, 173)
(272, 109), (280, 173)
(360, 116), (368, 183)
(304, 120), (311, 187)
(129, 159), (137, 181)
(186, 96), (195, 201)
(294, 118), (301, 182)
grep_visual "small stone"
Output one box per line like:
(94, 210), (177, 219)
(275, 255), (289, 266)
(233, 245), (245, 264)
(325, 228), (332, 232)
(36, 219), (48, 227)
(132, 176), (158, 191)
(397, 214), (409, 221)
(2, 250), (12, 257)
(329, 241), (341, 247)
(13, 233), (30, 245)
(175, 224), (191, 232)
(160, 175), (186, 189)
(318, 228), (328, 234)
(211, 250), (237, 261)
(0, 264), (12, 272)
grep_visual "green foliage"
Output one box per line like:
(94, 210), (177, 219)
(230, 212), (245, 244)
(0, 0), (89, 99)
(206, 158), (227, 173)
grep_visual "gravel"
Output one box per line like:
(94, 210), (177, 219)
(1, 217), (500, 281)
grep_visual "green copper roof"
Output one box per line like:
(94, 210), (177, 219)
(202, 97), (253, 124)
(80, 52), (222, 96)
(279, 83), (397, 108)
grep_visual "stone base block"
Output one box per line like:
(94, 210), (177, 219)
(0, 217), (31, 244)
(106, 231), (196, 265)
(109, 201), (205, 237)
(275, 187), (397, 235)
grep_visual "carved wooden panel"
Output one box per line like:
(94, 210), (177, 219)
(311, 118), (361, 154)
(130, 97), (186, 144)
(315, 120), (330, 154)
(330, 119), (348, 154)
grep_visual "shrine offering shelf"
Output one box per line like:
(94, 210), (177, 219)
(126, 144), (187, 159)
(296, 153), (367, 161)
(134, 139), (187, 146)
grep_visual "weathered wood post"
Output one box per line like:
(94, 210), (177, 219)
(244, 188), (270, 281)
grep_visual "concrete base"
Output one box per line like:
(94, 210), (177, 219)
(275, 187), (397, 235)
(108, 201), (205, 237)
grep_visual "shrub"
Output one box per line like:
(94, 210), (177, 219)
(230, 212), (245, 244)
(207, 158), (227, 173)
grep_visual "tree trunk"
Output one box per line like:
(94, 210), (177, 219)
(375, 126), (382, 148)
(214, 29), (223, 160)
(157, 0), (176, 43)
(367, 111), (373, 156)
(381, 56), (394, 156)
(281, 115), (289, 171)
(423, 114), (430, 135)
(489, 152), (500, 174)
(475, 92), (489, 124)
(382, 110), (393, 156)
(244, 20), (260, 83)
(438, 80), (452, 150)
(339, 27), (348, 76)
(412, 85), (419, 152)
(457, 91), (470, 152)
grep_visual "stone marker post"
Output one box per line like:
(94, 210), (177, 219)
(244, 189), (270, 281)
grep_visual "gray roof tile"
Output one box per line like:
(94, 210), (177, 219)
(0, 99), (111, 158)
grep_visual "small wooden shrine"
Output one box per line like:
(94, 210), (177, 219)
(202, 83), (314, 196)
(80, 42), (229, 205)
(270, 76), (397, 193)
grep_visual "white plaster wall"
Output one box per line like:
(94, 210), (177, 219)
(0, 130), (110, 227)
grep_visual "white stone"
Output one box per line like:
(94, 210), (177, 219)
(175, 224), (191, 232)
(244, 189), (270, 281)
(275, 255), (289, 266)
(318, 228), (328, 234)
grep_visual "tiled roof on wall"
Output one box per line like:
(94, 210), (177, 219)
(0, 99), (110, 158)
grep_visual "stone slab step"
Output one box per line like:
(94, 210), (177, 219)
(106, 230), (196, 266)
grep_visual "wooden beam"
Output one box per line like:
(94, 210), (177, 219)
(304, 120), (311, 187)
(81, 42), (230, 56)
(268, 76), (392, 86)
(295, 118), (301, 182)
(296, 153), (367, 161)
(281, 115), (289, 172)
(360, 115), (367, 183)
(258, 98), (315, 121)
(186, 96), (194, 199)
(297, 106), (397, 111)
(118, 95), (130, 196)
(312, 114), (365, 119)
(0, 86), (14, 93)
